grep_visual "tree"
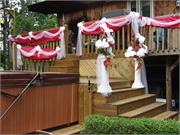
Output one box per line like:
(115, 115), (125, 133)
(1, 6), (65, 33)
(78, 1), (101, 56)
(15, 0), (57, 34)
(0, 0), (57, 70)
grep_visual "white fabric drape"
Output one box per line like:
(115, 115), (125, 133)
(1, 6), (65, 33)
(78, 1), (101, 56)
(59, 29), (66, 59)
(9, 26), (65, 42)
(96, 54), (112, 96)
(76, 23), (83, 56)
(141, 62), (148, 93)
(132, 58), (144, 88)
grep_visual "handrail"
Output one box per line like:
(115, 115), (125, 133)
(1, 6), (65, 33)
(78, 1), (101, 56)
(0, 72), (39, 120)
(81, 24), (180, 58)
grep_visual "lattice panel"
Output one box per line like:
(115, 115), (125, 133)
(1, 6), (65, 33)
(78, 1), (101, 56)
(80, 58), (134, 81)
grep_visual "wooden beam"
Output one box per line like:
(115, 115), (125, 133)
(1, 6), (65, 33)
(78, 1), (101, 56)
(170, 58), (179, 72)
(166, 57), (172, 111)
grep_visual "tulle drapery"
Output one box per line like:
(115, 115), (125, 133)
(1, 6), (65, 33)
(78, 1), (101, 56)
(96, 54), (112, 96)
(16, 44), (61, 68)
(8, 26), (65, 46)
(9, 26), (66, 68)
(76, 12), (180, 56)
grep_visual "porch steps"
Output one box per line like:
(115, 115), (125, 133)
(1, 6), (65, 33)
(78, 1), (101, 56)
(94, 94), (156, 115)
(52, 124), (82, 135)
(94, 88), (145, 105)
(93, 86), (178, 120)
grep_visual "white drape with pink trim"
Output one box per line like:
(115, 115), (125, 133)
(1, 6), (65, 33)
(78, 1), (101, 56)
(76, 12), (180, 56)
(16, 44), (61, 68)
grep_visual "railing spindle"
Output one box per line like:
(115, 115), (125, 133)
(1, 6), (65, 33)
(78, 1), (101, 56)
(117, 30), (120, 52)
(122, 27), (125, 52)
(173, 29), (176, 51)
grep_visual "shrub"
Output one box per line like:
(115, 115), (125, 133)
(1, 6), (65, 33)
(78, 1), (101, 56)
(81, 115), (180, 134)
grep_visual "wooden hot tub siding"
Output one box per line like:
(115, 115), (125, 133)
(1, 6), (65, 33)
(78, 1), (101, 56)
(0, 72), (79, 134)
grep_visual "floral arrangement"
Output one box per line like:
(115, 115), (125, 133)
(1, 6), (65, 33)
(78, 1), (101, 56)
(125, 34), (148, 70)
(95, 32), (115, 69)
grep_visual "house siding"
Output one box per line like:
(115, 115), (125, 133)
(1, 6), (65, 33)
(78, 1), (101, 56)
(154, 0), (177, 16)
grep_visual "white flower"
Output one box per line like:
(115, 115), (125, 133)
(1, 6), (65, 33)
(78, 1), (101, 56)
(95, 39), (102, 49)
(127, 46), (133, 51)
(95, 38), (110, 49)
(125, 50), (136, 57)
(136, 48), (145, 57)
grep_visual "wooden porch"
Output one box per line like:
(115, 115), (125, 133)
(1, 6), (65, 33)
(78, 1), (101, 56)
(3, 13), (179, 134)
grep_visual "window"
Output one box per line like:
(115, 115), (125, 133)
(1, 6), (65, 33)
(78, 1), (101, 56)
(128, 0), (153, 17)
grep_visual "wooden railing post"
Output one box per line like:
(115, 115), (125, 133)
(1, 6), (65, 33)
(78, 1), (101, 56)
(64, 24), (69, 55)
(12, 42), (16, 71)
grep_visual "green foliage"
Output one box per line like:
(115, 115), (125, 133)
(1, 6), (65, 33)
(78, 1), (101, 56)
(81, 115), (180, 134)
(14, 0), (57, 34)
(15, 12), (57, 34)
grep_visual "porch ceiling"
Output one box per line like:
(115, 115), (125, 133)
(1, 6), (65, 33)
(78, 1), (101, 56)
(28, 0), (107, 14)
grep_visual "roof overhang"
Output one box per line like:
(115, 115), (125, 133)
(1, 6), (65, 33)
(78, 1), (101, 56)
(28, 0), (109, 14)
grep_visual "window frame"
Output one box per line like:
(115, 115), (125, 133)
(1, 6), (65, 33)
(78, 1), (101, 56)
(127, 0), (154, 17)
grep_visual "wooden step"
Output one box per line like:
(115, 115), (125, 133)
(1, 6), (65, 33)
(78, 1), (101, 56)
(152, 111), (178, 120)
(93, 104), (118, 115)
(49, 66), (79, 73)
(93, 94), (156, 115)
(94, 88), (145, 105)
(110, 94), (156, 114)
(54, 59), (79, 67)
(119, 102), (166, 118)
(80, 77), (132, 89)
(52, 124), (82, 135)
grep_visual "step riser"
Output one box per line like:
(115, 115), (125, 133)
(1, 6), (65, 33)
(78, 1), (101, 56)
(108, 89), (145, 103)
(93, 105), (117, 115)
(167, 114), (178, 120)
(110, 82), (132, 89)
(93, 89), (145, 105)
(55, 61), (79, 67)
(118, 96), (156, 114)
(92, 82), (133, 91)
(132, 104), (166, 118)
(49, 68), (79, 73)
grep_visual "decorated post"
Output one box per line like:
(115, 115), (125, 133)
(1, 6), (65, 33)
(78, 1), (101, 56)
(125, 34), (148, 88)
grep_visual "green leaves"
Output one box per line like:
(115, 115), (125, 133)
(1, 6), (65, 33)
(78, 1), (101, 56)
(81, 115), (180, 134)
(13, 0), (57, 35)
(15, 12), (56, 34)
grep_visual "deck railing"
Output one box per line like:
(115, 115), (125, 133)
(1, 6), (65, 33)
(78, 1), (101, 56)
(81, 24), (132, 58)
(146, 27), (180, 56)
(12, 40), (60, 72)
(12, 21), (180, 71)
(81, 25), (180, 58)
